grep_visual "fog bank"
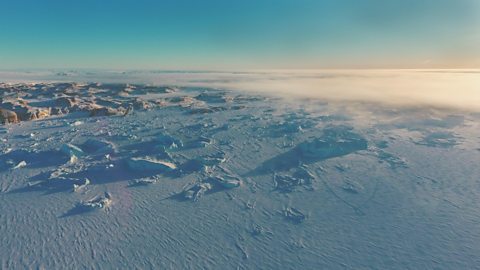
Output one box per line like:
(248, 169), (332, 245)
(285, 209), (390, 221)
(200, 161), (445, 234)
(1, 69), (479, 111)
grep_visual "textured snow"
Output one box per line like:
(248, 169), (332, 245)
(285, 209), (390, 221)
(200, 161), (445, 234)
(1, 80), (480, 269)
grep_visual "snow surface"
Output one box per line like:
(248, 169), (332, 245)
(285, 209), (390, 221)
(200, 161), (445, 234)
(1, 79), (480, 269)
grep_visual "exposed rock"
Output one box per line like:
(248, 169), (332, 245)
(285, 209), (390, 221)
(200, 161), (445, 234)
(1, 100), (42, 121)
(195, 92), (233, 103)
(50, 107), (64, 115)
(95, 98), (123, 108)
(189, 106), (227, 114)
(133, 98), (151, 110)
(89, 106), (122, 117)
(0, 109), (18, 124)
(141, 86), (178, 94)
(55, 97), (78, 108)
(18, 108), (38, 121)
(167, 96), (197, 107)
(35, 108), (51, 120)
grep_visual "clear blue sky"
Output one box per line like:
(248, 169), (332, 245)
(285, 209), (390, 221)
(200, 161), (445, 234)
(0, 0), (479, 69)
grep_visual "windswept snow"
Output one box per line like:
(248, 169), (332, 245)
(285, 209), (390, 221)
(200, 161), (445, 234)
(1, 81), (480, 269)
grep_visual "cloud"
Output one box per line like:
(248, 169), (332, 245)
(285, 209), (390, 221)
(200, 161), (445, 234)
(1, 69), (479, 111)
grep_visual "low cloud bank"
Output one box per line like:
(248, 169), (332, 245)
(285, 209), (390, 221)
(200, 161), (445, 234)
(1, 69), (479, 111)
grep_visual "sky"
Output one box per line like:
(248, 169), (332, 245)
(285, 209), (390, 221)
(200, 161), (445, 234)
(0, 0), (479, 70)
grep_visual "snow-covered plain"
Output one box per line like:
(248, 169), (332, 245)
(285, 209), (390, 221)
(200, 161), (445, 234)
(1, 70), (480, 269)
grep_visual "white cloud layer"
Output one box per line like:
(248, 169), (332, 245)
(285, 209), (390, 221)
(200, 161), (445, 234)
(1, 69), (479, 111)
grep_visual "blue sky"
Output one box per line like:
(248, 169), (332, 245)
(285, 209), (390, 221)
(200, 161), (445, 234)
(0, 0), (479, 69)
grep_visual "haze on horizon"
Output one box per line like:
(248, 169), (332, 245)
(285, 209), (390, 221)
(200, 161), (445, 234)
(0, 0), (479, 70)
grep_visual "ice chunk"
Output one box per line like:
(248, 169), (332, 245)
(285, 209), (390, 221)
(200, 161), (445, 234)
(193, 136), (213, 148)
(77, 192), (112, 210)
(12, 160), (27, 169)
(208, 176), (241, 189)
(73, 178), (90, 192)
(182, 182), (213, 202)
(129, 178), (157, 187)
(27, 177), (89, 193)
(127, 157), (176, 171)
(283, 207), (306, 224)
(69, 155), (78, 164)
(156, 133), (183, 150)
(89, 106), (122, 117)
(198, 152), (226, 166)
(292, 166), (315, 182)
(250, 223), (273, 237)
(273, 174), (305, 193)
(70, 121), (84, 126)
(60, 143), (85, 157)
